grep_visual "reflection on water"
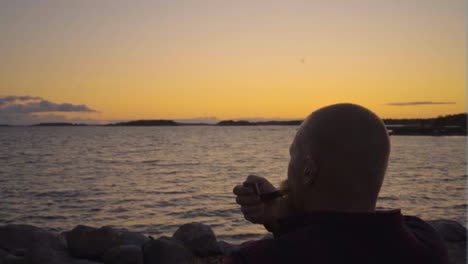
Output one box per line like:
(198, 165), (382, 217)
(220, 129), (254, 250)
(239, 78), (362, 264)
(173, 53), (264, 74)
(0, 127), (465, 243)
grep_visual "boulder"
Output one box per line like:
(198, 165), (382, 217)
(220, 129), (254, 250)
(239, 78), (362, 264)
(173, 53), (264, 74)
(173, 223), (221, 257)
(429, 220), (467, 242)
(71, 260), (103, 264)
(0, 249), (8, 258)
(65, 225), (119, 260)
(428, 220), (467, 264)
(102, 245), (143, 264)
(24, 244), (74, 264)
(1, 254), (27, 264)
(65, 225), (148, 260)
(115, 229), (149, 246)
(0, 225), (66, 252)
(142, 236), (194, 264)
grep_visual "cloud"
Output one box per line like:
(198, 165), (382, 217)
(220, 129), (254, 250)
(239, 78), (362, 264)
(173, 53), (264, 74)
(0, 96), (96, 113)
(0, 95), (42, 106)
(386, 101), (456, 106)
(0, 96), (98, 125)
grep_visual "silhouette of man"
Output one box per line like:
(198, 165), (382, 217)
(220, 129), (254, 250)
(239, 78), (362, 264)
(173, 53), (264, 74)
(225, 103), (448, 264)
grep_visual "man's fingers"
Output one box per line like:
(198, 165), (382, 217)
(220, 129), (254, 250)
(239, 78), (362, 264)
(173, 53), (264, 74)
(241, 204), (264, 215)
(246, 174), (261, 182)
(233, 185), (255, 196)
(243, 175), (262, 187)
(244, 210), (265, 224)
(236, 195), (261, 205)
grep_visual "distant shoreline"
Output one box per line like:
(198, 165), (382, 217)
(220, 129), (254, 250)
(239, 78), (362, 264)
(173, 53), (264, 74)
(0, 113), (466, 136)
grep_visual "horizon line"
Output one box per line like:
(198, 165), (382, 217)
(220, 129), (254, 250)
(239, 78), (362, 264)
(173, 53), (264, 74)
(0, 112), (466, 126)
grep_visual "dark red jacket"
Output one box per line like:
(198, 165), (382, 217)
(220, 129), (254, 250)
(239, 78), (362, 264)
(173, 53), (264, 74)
(224, 210), (448, 264)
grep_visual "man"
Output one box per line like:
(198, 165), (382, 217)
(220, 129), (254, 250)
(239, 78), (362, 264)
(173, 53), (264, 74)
(226, 103), (448, 264)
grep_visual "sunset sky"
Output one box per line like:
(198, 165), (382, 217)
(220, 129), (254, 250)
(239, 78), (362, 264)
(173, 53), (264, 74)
(0, 0), (466, 124)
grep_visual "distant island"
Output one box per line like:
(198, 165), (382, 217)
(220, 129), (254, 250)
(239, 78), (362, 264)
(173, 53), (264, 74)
(33, 122), (89, 126)
(383, 113), (466, 136)
(4, 113), (466, 136)
(107, 120), (178, 126)
(216, 120), (302, 126)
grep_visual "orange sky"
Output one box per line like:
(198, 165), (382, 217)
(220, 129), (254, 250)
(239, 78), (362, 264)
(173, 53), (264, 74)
(0, 0), (465, 123)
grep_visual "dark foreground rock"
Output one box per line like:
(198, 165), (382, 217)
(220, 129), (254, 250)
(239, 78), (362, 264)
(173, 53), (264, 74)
(0, 220), (465, 264)
(0, 225), (66, 252)
(173, 223), (221, 257)
(65, 225), (149, 261)
(429, 220), (467, 264)
(102, 245), (143, 264)
(142, 236), (194, 264)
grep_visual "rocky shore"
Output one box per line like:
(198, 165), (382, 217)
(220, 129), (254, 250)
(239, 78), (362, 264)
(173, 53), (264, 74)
(0, 220), (465, 264)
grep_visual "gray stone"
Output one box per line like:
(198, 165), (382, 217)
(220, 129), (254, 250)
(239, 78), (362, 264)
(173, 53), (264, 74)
(428, 220), (467, 264)
(71, 260), (103, 264)
(173, 223), (221, 257)
(65, 225), (148, 261)
(65, 225), (119, 260)
(217, 241), (240, 256)
(1, 254), (27, 264)
(142, 236), (194, 264)
(102, 245), (143, 264)
(114, 229), (149, 246)
(0, 249), (8, 258)
(444, 241), (466, 264)
(25, 244), (73, 264)
(429, 220), (467, 242)
(0, 225), (66, 252)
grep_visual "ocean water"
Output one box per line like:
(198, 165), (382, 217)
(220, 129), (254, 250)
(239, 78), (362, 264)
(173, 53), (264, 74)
(0, 127), (466, 243)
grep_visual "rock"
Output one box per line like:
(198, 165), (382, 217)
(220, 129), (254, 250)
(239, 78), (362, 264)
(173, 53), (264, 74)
(0, 249), (8, 258)
(102, 245), (143, 264)
(429, 220), (467, 242)
(142, 236), (194, 264)
(444, 241), (467, 264)
(114, 229), (149, 246)
(217, 241), (240, 255)
(65, 225), (118, 260)
(65, 225), (148, 261)
(173, 223), (221, 257)
(71, 260), (103, 264)
(428, 220), (467, 264)
(1, 254), (27, 264)
(8, 249), (25, 257)
(25, 244), (74, 264)
(0, 225), (66, 252)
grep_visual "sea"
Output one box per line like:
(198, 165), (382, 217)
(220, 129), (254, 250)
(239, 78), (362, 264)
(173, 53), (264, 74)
(0, 126), (466, 243)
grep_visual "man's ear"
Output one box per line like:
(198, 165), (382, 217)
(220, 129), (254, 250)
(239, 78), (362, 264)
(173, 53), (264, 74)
(303, 155), (318, 185)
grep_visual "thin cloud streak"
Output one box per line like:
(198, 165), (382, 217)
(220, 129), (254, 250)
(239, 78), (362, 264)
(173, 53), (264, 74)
(387, 101), (456, 106)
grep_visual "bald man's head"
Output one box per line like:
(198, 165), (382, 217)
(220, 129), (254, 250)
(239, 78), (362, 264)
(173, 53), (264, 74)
(287, 103), (390, 212)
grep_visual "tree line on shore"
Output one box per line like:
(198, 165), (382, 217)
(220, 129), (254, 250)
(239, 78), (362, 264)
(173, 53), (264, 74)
(4, 113), (466, 136)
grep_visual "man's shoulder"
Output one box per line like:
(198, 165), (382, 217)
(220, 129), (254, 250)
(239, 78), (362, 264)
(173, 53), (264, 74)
(226, 211), (449, 264)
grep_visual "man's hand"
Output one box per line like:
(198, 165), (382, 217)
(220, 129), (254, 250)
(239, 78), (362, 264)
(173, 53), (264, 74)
(233, 175), (285, 225)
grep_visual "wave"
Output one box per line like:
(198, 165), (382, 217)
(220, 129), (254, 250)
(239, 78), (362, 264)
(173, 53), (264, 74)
(34, 191), (81, 198)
